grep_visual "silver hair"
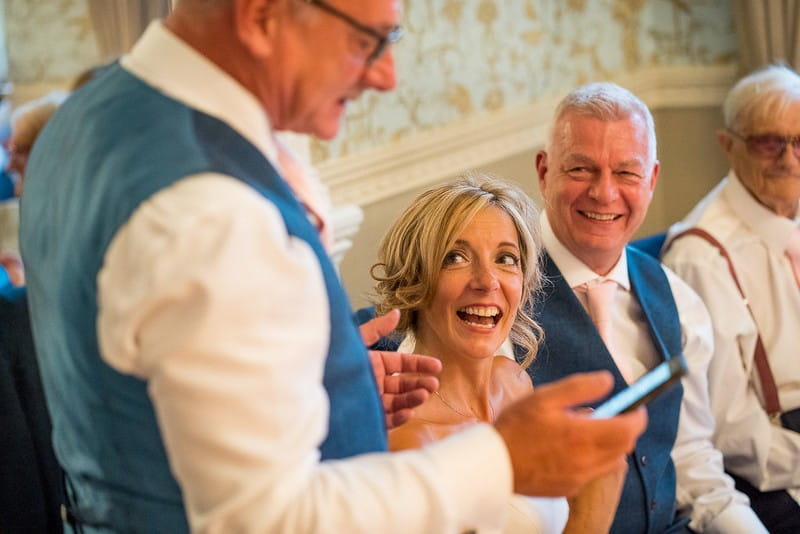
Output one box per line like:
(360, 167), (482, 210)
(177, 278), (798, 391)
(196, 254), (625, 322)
(722, 64), (800, 131)
(9, 91), (69, 150)
(547, 82), (657, 167)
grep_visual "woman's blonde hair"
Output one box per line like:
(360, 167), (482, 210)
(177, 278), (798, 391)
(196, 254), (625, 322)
(371, 174), (544, 367)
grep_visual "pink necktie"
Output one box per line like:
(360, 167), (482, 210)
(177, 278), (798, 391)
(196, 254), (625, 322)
(274, 137), (333, 251)
(786, 225), (800, 290)
(581, 280), (634, 383)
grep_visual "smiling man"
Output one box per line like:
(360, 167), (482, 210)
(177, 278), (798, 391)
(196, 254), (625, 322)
(662, 65), (800, 532)
(19, 1), (647, 532)
(527, 82), (766, 533)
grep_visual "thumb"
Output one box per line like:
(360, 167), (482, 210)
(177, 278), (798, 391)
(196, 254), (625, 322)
(359, 308), (400, 346)
(535, 371), (616, 410)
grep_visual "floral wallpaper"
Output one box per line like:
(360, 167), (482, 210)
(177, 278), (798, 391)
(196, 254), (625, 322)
(312, 0), (736, 162)
(3, 0), (735, 160)
(4, 0), (99, 85)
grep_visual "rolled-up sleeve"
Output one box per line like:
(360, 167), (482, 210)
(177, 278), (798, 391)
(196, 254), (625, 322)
(98, 174), (513, 533)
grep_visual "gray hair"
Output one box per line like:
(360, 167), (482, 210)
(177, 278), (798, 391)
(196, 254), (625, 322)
(9, 91), (68, 152)
(722, 64), (800, 131)
(547, 82), (657, 167)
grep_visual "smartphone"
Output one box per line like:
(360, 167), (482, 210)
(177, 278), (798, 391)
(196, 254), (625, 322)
(590, 355), (688, 419)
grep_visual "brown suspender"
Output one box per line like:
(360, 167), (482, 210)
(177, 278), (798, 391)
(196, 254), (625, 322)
(667, 228), (782, 418)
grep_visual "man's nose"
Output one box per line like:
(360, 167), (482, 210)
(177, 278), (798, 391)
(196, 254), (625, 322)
(361, 49), (397, 92)
(588, 171), (619, 202)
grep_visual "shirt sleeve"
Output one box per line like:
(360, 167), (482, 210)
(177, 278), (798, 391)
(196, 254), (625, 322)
(664, 239), (800, 492)
(97, 174), (513, 533)
(664, 268), (767, 534)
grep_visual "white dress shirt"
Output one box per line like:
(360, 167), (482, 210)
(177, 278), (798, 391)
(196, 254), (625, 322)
(97, 22), (513, 533)
(663, 172), (800, 502)
(541, 213), (766, 533)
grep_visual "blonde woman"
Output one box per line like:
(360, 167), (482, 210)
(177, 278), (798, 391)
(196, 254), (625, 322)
(372, 176), (623, 533)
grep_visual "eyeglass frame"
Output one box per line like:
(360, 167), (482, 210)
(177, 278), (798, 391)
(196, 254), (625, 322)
(303, 0), (403, 64)
(725, 128), (800, 159)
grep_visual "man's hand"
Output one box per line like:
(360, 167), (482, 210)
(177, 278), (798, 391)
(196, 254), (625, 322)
(360, 309), (441, 429)
(0, 253), (24, 287)
(494, 371), (647, 497)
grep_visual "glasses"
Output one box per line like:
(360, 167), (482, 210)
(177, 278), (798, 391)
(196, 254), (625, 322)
(304, 0), (403, 64)
(726, 129), (800, 159)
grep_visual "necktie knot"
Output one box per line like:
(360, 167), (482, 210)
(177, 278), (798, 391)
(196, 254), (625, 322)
(274, 136), (333, 251)
(581, 279), (617, 338)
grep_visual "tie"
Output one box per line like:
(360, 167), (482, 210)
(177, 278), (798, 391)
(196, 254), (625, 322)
(786, 225), (800, 290)
(580, 279), (634, 383)
(274, 136), (333, 251)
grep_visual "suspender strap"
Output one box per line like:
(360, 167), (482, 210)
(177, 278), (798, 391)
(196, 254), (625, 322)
(668, 228), (782, 417)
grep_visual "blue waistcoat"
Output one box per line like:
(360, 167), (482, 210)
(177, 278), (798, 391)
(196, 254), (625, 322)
(20, 64), (386, 532)
(528, 247), (686, 534)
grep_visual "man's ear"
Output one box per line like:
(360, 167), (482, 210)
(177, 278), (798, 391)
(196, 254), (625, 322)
(535, 150), (548, 189)
(234, 0), (281, 57)
(648, 160), (660, 193)
(716, 128), (734, 155)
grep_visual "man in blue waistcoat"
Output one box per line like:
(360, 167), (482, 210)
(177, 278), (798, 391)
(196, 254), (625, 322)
(19, 1), (647, 532)
(528, 82), (766, 533)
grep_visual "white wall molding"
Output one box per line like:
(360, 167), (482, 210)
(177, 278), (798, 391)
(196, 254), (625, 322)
(319, 63), (738, 207)
(330, 203), (364, 270)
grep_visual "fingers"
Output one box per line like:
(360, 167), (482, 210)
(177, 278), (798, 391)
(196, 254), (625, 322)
(386, 408), (414, 429)
(384, 388), (431, 412)
(382, 388), (434, 430)
(383, 373), (439, 395)
(533, 371), (616, 410)
(375, 351), (442, 377)
(589, 407), (648, 454)
(359, 309), (400, 346)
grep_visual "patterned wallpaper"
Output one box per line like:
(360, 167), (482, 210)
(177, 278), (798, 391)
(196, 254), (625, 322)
(312, 0), (736, 162)
(3, 0), (735, 160)
(4, 0), (99, 85)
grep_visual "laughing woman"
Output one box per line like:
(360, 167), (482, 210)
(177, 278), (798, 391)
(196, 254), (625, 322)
(371, 176), (622, 533)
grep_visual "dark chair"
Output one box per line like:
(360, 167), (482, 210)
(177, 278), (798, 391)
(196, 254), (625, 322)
(0, 288), (64, 533)
(631, 232), (667, 259)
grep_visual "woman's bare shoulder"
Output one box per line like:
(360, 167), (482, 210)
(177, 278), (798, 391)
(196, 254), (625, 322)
(492, 356), (533, 397)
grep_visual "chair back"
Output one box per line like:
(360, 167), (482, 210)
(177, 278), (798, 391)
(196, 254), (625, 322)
(0, 289), (64, 533)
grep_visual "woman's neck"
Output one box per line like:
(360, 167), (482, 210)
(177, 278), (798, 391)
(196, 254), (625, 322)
(414, 339), (495, 422)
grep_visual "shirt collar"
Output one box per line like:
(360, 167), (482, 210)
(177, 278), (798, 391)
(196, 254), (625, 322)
(722, 171), (800, 253)
(540, 211), (630, 290)
(121, 21), (279, 167)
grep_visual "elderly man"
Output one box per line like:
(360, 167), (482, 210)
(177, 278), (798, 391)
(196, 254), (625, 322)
(19, 1), (645, 532)
(662, 65), (800, 532)
(529, 82), (766, 533)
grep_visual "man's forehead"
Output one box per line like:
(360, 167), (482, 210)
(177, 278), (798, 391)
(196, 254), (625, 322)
(744, 98), (800, 133)
(348, 0), (403, 25)
(554, 116), (650, 154)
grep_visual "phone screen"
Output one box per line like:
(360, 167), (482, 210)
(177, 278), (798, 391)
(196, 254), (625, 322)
(590, 355), (687, 419)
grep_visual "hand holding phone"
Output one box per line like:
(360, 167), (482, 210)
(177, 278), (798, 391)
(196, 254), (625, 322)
(590, 355), (687, 419)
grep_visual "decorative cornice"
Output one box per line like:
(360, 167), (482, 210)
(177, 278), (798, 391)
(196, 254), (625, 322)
(318, 63), (738, 207)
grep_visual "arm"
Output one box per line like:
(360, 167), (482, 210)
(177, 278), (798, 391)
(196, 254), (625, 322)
(662, 269), (767, 534)
(498, 361), (624, 534)
(563, 463), (626, 534)
(98, 175), (512, 533)
(665, 241), (800, 490)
